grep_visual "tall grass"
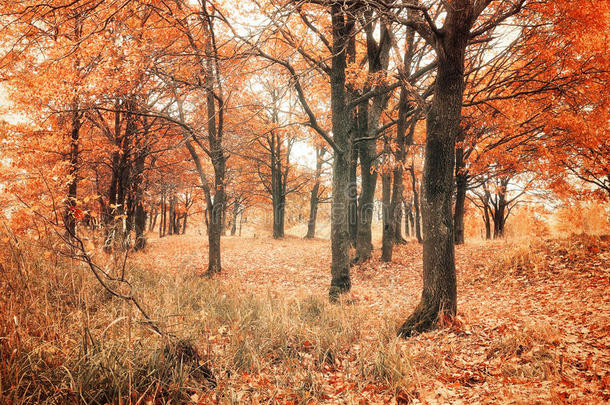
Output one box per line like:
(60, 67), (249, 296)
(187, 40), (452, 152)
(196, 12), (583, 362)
(0, 232), (415, 404)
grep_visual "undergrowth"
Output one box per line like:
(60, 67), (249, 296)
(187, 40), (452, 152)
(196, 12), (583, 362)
(0, 233), (415, 404)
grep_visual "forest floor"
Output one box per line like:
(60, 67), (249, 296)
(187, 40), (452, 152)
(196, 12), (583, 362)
(1, 233), (609, 404)
(137, 233), (610, 404)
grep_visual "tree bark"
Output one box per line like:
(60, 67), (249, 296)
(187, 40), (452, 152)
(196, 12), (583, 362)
(409, 165), (423, 243)
(160, 192), (166, 238)
(182, 213), (188, 234)
(168, 194), (176, 236)
(454, 128), (467, 245)
(353, 15), (391, 263)
(64, 101), (81, 237)
(306, 147), (324, 239)
(328, 4), (353, 300)
(381, 168), (393, 262)
(492, 192), (507, 239)
(348, 147), (358, 246)
(483, 203), (491, 239)
(272, 190), (286, 238)
(394, 199), (405, 243)
(149, 205), (158, 232)
(306, 181), (320, 239)
(388, 22), (416, 252)
(354, 139), (376, 262)
(231, 201), (238, 236)
(403, 200), (412, 237)
(399, 16), (469, 336)
(133, 152), (147, 251)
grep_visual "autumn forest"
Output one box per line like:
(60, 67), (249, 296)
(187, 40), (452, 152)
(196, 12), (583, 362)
(0, 0), (608, 403)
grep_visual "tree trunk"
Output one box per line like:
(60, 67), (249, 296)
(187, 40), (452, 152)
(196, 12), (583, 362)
(483, 204), (491, 240)
(394, 198), (404, 244)
(454, 177), (467, 245)
(134, 203), (146, 250)
(381, 169), (393, 262)
(115, 101), (135, 248)
(306, 147), (325, 239)
(348, 148), (358, 246)
(353, 17), (391, 263)
(133, 153), (147, 251)
(272, 192), (285, 238)
(160, 192), (166, 238)
(328, 4), (353, 301)
(454, 176), (467, 245)
(168, 194), (175, 236)
(399, 30), (467, 336)
(454, 128), (467, 245)
(231, 202), (238, 236)
(410, 166), (423, 243)
(207, 157), (225, 275)
(403, 200), (412, 237)
(305, 181), (320, 239)
(64, 103), (80, 237)
(493, 198), (507, 238)
(354, 139), (377, 262)
(409, 204), (415, 236)
(104, 142), (120, 250)
(149, 205), (157, 232)
(220, 199), (227, 236)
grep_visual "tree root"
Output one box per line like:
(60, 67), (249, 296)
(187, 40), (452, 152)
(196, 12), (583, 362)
(329, 279), (351, 303)
(397, 302), (449, 338)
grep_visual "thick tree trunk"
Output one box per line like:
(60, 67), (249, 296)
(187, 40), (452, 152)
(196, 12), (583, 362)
(399, 35), (467, 336)
(330, 150), (351, 299)
(272, 192), (285, 238)
(134, 203), (146, 250)
(493, 200), (507, 238)
(328, 4), (353, 301)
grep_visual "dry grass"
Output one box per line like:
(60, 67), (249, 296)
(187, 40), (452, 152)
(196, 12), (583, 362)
(1, 231), (609, 404)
